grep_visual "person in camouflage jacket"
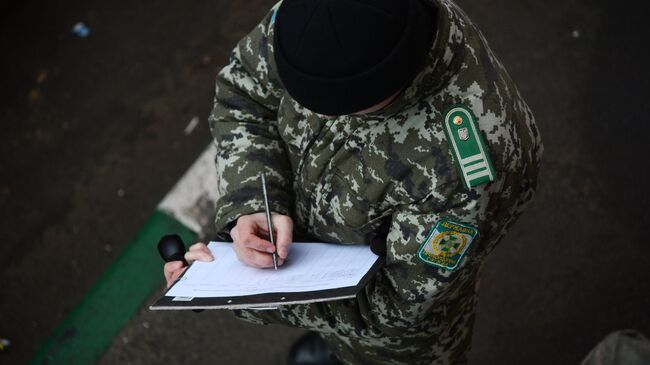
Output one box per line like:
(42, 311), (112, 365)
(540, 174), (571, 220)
(167, 0), (543, 363)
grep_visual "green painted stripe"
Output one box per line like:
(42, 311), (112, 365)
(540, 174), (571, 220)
(30, 210), (197, 365)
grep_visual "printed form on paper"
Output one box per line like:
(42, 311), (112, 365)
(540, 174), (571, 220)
(165, 241), (379, 298)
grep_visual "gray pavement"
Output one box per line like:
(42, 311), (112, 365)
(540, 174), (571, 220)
(98, 287), (305, 365)
(1, 0), (649, 364)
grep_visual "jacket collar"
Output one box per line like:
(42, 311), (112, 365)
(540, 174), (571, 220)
(362, 0), (465, 119)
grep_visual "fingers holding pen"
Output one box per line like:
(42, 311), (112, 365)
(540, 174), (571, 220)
(272, 214), (293, 259)
(235, 214), (276, 252)
(231, 212), (293, 268)
(233, 228), (279, 268)
(245, 212), (293, 257)
(239, 245), (282, 268)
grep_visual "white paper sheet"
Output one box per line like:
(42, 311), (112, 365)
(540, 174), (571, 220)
(166, 241), (379, 298)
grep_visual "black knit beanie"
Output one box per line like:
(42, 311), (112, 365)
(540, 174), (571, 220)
(273, 0), (436, 116)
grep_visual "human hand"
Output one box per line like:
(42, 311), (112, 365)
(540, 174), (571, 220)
(230, 212), (293, 268)
(163, 242), (214, 288)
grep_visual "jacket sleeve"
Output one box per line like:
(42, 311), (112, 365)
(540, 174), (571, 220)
(208, 4), (293, 236)
(234, 180), (510, 338)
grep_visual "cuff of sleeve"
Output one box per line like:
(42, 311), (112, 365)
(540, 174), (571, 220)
(214, 194), (292, 239)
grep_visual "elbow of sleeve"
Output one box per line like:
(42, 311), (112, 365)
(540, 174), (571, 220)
(214, 195), (292, 237)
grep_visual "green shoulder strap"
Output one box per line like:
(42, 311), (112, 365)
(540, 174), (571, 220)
(442, 105), (496, 189)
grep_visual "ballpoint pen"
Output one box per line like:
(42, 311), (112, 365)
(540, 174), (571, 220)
(261, 172), (279, 270)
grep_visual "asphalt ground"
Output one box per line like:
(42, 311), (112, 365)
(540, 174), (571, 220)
(1, 0), (649, 364)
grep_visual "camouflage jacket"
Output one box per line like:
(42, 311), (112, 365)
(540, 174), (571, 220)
(208, 0), (543, 364)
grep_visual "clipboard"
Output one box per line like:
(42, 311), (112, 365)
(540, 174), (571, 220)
(149, 242), (385, 311)
(149, 257), (383, 310)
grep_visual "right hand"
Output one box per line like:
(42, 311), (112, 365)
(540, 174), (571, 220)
(163, 242), (214, 288)
(230, 212), (293, 269)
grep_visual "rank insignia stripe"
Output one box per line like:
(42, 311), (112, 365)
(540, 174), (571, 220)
(442, 105), (496, 189)
(417, 218), (479, 271)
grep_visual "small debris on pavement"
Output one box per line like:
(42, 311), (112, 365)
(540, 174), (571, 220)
(201, 55), (212, 66)
(36, 69), (48, 84)
(28, 88), (41, 103)
(72, 22), (90, 37)
(184, 116), (200, 136)
(0, 337), (11, 351)
(571, 29), (580, 38)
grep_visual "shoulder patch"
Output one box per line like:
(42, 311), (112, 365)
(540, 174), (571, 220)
(417, 218), (479, 271)
(442, 105), (496, 189)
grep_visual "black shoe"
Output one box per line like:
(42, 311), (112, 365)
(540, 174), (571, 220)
(287, 332), (344, 365)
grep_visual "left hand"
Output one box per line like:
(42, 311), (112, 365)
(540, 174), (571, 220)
(163, 242), (213, 288)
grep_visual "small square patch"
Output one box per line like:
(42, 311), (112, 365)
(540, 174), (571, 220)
(417, 218), (479, 271)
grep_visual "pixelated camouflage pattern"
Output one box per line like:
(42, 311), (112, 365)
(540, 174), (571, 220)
(208, 0), (543, 363)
